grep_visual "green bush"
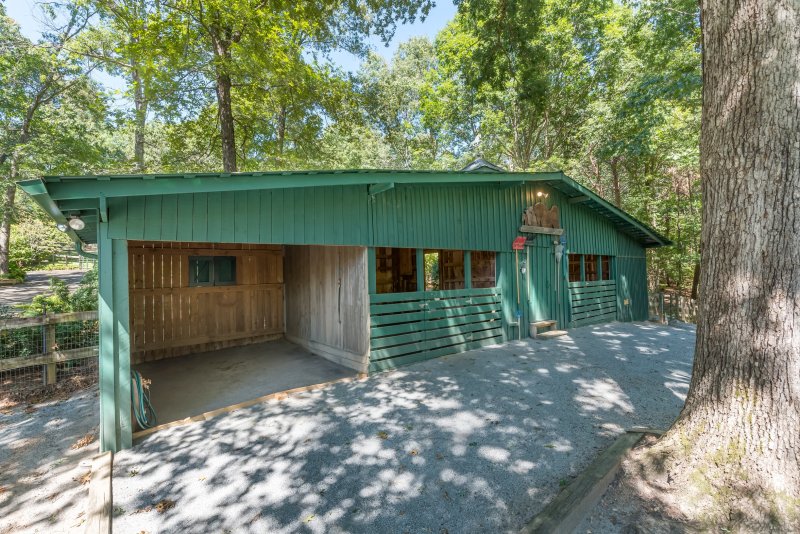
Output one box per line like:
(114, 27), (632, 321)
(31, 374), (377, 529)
(0, 262), (26, 282)
(18, 266), (98, 316)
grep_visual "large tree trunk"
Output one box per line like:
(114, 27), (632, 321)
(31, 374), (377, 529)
(132, 64), (147, 172)
(0, 154), (20, 276)
(660, 0), (799, 526)
(216, 69), (237, 172)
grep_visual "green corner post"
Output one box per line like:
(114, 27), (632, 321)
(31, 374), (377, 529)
(98, 222), (132, 452)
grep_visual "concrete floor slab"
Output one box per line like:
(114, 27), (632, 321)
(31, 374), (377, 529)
(134, 339), (355, 426)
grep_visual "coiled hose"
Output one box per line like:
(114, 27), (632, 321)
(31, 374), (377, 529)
(131, 370), (157, 429)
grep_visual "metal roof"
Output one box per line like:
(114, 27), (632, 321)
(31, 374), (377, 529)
(17, 169), (671, 248)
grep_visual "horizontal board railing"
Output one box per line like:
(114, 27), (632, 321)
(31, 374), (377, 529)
(369, 287), (503, 372)
(1, 310), (99, 392)
(568, 280), (617, 327)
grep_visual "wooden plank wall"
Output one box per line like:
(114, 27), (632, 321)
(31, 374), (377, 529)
(285, 245), (370, 373)
(128, 241), (284, 363)
(368, 287), (504, 373)
(568, 280), (618, 327)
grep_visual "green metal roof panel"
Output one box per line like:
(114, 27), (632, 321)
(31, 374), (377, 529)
(18, 169), (671, 248)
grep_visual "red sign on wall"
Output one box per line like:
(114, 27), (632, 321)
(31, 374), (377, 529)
(512, 236), (526, 250)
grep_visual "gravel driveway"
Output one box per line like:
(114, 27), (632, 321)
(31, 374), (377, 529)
(0, 270), (88, 307)
(0, 387), (100, 533)
(113, 322), (695, 533)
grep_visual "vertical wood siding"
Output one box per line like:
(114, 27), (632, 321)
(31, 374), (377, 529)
(284, 245), (370, 372)
(127, 242), (284, 363)
(108, 181), (651, 347)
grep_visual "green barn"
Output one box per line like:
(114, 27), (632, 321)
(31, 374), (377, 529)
(19, 161), (670, 452)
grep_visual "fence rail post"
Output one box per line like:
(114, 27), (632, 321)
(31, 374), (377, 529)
(45, 320), (57, 385)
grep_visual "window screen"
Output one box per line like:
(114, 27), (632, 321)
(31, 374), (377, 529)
(568, 254), (582, 282)
(585, 255), (598, 281)
(214, 256), (236, 285)
(189, 256), (236, 287)
(602, 255), (611, 280)
(471, 251), (497, 288)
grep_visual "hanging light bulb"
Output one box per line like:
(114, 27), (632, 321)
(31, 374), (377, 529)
(68, 217), (85, 231)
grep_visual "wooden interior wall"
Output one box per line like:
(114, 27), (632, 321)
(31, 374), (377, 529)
(128, 241), (284, 363)
(285, 245), (369, 372)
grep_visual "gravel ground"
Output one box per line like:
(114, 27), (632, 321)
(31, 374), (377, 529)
(0, 270), (88, 307)
(113, 321), (695, 534)
(0, 386), (100, 533)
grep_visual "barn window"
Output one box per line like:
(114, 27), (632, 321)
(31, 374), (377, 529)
(584, 254), (598, 281)
(189, 256), (237, 287)
(471, 251), (496, 288)
(424, 250), (440, 291)
(440, 250), (465, 290)
(568, 254), (582, 282)
(601, 255), (612, 280)
(375, 247), (418, 294)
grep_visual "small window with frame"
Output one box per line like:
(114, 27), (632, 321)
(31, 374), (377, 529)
(585, 254), (598, 281)
(189, 256), (237, 287)
(568, 254), (582, 282)
(601, 255), (612, 280)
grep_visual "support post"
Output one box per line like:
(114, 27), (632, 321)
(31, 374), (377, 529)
(98, 224), (131, 452)
(367, 247), (377, 294)
(45, 322), (57, 385)
(464, 251), (472, 289)
(416, 248), (424, 292)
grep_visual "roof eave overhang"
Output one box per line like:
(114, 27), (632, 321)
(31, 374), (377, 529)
(19, 170), (672, 248)
(18, 178), (89, 247)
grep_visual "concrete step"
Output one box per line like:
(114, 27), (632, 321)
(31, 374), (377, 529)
(537, 330), (568, 339)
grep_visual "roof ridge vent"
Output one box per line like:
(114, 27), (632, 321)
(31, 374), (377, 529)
(461, 157), (505, 173)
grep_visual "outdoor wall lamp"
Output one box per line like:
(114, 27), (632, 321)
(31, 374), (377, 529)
(68, 216), (85, 231)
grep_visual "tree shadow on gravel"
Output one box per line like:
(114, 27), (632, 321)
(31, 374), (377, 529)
(111, 322), (695, 534)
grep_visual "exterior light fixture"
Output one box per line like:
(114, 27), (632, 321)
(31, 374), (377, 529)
(56, 223), (68, 232)
(68, 216), (85, 231)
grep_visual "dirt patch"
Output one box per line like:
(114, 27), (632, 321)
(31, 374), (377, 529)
(71, 431), (97, 450)
(1, 373), (96, 408)
(579, 435), (696, 533)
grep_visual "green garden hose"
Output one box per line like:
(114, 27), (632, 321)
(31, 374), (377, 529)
(131, 370), (157, 429)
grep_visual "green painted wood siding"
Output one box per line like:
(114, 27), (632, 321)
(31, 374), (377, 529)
(616, 233), (649, 321)
(105, 180), (649, 329)
(107, 182), (623, 255)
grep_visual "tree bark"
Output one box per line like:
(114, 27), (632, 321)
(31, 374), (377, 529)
(216, 69), (237, 172)
(0, 154), (20, 276)
(210, 28), (237, 173)
(662, 0), (800, 525)
(610, 157), (622, 208)
(132, 64), (147, 172)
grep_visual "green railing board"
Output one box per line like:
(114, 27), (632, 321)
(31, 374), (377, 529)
(570, 292), (617, 306)
(371, 321), (503, 350)
(570, 297), (617, 310)
(370, 313), (500, 338)
(368, 338), (495, 373)
(572, 311), (617, 326)
(571, 300), (618, 317)
(370, 311), (427, 326)
(369, 287), (501, 303)
(568, 286), (617, 298)
(568, 280), (617, 327)
(370, 327), (503, 361)
(369, 295), (501, 315)
(568, 280), (617, 289)
(368, 288), (503, 370)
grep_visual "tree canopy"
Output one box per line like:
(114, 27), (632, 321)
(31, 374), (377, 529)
(1, 0), (701, 292)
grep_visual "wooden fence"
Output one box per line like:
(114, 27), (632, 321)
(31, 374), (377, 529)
(648, 292), (697, 324)
(0, 311), (99, 393)
(369, 287), (504, 373)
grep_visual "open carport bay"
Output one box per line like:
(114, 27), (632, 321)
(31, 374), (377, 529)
(113, 322), (696, 533)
